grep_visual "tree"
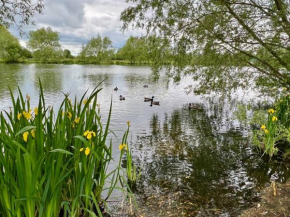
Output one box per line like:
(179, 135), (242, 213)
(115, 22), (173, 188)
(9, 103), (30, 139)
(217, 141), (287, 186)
(121, 0), (290, 93)
(0, 0), (44, 33)
(27, 27), (62, 62)
(63, 49), (73, 58)
(0, 25), (22, 62)
(79, 35), (113, 62)
(117, 36), (172, 65)
(117, 36), (146, 64)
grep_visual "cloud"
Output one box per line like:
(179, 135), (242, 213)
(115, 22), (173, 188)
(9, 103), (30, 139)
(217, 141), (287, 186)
(11, 0), (143, 55)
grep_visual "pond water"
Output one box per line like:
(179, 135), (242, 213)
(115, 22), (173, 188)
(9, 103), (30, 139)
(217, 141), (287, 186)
(0, 63), (290, 216)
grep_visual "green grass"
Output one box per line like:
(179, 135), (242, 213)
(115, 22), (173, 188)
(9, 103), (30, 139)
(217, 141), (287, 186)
(0, 80), (129, 216)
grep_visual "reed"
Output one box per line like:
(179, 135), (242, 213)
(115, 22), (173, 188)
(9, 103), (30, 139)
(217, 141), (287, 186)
(0, 81), (127, 216)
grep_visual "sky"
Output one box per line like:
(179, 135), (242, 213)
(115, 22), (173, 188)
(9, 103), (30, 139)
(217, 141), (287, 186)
(11, 0), (142, 55)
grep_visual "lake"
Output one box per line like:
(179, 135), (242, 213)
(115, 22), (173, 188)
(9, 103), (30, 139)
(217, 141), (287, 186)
(0, 63), (289, 216)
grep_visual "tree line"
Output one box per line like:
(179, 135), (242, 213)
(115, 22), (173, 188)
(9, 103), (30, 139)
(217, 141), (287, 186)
(0, 26), (173, 65)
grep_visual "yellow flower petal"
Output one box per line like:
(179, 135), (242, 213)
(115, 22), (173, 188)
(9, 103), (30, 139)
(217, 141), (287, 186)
(83, 99), (88, 105)
(272, 116), (278, 122)
(119, 144), (127, 151)
(84, 131), (89, 136)
(17, 113), (22, 120)
(268, 109), (275, 114)
(264, 129), (269, 134)
(74, 117), (80, 124)
(80, 148), (84, 152)
(261, 125), (266, 130)
(23, 132), (29, 142)
(31, 129), (35, 138)
(87, 133), (92, 140)
(67, 112), (72, 119)
(85, 147), (90, 155)
(34, 107), (38, 115)
(119, 144), (123, 150)
(23, 111), (31, 120)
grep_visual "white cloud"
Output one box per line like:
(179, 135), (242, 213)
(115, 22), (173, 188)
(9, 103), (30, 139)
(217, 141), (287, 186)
(11, 0), (143, 55)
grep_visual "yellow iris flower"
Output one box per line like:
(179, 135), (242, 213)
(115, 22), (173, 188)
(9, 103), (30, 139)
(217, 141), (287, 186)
(261, 125), (266, 130)
(80, 147), (90, 155)
(272, 116), (278, 122)
(119, 144), (127, 151)
(264, 129), (269, 134)
(84, 130), (96, 140)
(85, 147), (90, 155)
(23, 111), (31, 120)
(268, 109), (275, 114)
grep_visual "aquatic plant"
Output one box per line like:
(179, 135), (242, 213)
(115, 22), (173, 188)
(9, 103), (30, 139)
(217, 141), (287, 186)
(253, 90), (290, 158)
(0, 81), (128, 216)
(120, 121), (141, 185)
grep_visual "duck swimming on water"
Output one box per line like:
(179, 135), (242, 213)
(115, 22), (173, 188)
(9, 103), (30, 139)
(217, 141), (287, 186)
(114, 87), (118, 91)
(144, 96), (154, 102)
(151, 101), (160, 106)
(188, 103), (200, 109)
(119, 95), (125, 100)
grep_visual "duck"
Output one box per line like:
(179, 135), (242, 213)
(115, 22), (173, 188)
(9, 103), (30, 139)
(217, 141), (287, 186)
(114, 87), (118, 91)
(143, 85), (148, 88)
(119, 95), (125, 100)
(188, 103), (200, 109)
(144, 96), (154, 102)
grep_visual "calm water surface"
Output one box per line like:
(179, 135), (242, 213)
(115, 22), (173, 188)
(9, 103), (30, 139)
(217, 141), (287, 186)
(0, 64), (290, 216)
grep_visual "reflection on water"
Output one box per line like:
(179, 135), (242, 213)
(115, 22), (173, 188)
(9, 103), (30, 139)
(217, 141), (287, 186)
(0, 64), (290, 216)
(131, 107), (290, 216)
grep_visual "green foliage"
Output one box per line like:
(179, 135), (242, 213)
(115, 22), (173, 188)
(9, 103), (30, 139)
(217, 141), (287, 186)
(120, 122), (141, 184)
(0, 82), (129, 216)
(253, 90), (290, 157)
(63, 49), (73, 59)
(0, 1), (44, 33)
(79, 35), (113, 63)
(117, 36), (147, 64)
(121, 0), (290, 92)
(0, 26), (22, 62)
(27, 27), (62, 63)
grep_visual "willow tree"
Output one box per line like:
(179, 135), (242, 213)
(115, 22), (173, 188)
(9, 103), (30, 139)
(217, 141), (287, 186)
(0, 25), (22, 62)
(0, 0), (44, 33)
(121, 0), (290, 93)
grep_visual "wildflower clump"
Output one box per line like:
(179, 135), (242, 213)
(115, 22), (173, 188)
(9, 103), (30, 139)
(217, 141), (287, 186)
(0, 83), (130, 216)
(253, 94), (290, 158)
